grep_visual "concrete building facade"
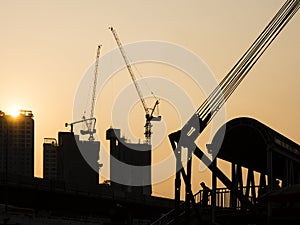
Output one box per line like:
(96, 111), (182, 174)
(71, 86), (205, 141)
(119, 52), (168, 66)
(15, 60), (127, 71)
(43, 138), (59, 180)
(106, 128), (152, 196)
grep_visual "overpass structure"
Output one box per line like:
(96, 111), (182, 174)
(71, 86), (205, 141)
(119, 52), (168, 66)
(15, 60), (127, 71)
(208, 117), (300, 224)
(153, 117), (300, 224)
(211, 117), (300, 192)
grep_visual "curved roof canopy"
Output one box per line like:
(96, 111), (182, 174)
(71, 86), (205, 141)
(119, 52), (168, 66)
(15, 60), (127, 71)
(211, 117), (300, 177)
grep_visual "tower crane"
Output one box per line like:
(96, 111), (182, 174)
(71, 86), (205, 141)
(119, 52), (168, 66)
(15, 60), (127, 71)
(66, 45), (101, 141)
(81, 45), (102, 141)
(163, 0), (300, 222)
(109, 27), (161, 145)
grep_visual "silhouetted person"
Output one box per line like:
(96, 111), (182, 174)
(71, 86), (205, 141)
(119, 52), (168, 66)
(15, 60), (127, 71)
(274, 179), (281, 190)
(200, 182), (210, 207)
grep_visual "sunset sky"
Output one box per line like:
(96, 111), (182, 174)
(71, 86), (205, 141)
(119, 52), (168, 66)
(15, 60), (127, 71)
(1, 0), (299, 198)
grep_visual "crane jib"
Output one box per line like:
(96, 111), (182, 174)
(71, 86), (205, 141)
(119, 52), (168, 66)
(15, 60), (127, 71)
(171, 0), (300, 145)
(109, 27), (161, 145)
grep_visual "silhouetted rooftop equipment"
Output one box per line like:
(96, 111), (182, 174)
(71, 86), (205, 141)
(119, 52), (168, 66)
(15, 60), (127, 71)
(43, 137), (58, 146)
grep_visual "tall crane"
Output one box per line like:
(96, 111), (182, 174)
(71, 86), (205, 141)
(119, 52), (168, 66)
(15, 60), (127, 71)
(109, 27), (161, 145)
(66, 45), (101, 141)
(164, 0), (300, 222)
(80, 45), (102, 141)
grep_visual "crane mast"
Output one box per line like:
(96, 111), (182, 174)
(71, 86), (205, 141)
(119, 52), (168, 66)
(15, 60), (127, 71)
(109, 27), (161, 145)
(90, 45), (101, 120)
(81, 45), (102, 141)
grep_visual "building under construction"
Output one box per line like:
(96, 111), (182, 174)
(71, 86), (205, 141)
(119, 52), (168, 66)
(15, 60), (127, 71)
(106, 128), (152, 196)
(43, 132), (100, 190)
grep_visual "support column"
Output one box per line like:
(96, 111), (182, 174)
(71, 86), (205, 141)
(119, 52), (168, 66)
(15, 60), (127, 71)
(185, 149), (192, 216)
(245, 169), (255, 204)
(169, 131), (182, 211)
(267, 148), (273, 191)
(267, 147), (273, 225)
(175, 149), (181, 210)
(289, 161), (294, 185)
(283, 158), (289, 187)
(237, 165), (243, 189)
(230, 163), (237, 208)
(211, 158), (217, 224)
(258, 173), (267, 198)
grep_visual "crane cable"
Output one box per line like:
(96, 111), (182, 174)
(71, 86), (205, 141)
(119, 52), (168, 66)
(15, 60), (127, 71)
(194, 0), (299, 126)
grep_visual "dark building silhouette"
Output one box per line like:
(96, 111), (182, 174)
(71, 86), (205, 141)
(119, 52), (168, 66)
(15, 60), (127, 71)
(43, 132), (100, 190)
(43, 138), (59, 180)
(106, 128), (152, 196)
(0, 110), (34, 179)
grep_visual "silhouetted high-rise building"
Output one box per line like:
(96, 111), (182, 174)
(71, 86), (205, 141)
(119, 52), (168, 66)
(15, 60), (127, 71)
(106, 128), (152, 196)
(0, 110), (34, 179)
(43, 138), (59, 180)
(43, 131), (100, 190)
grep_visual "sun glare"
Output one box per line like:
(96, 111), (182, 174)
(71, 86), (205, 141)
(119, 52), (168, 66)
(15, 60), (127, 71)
(10, 107), (20, 117)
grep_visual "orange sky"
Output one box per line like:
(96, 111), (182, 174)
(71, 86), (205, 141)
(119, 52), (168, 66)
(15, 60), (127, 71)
(0, 0), (299, 199)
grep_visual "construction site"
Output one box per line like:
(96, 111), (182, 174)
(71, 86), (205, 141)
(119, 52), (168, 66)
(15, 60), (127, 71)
(0, 0), (300, 225)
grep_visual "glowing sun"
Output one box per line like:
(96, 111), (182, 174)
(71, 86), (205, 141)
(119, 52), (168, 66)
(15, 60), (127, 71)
(9, 106), (20, 117)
